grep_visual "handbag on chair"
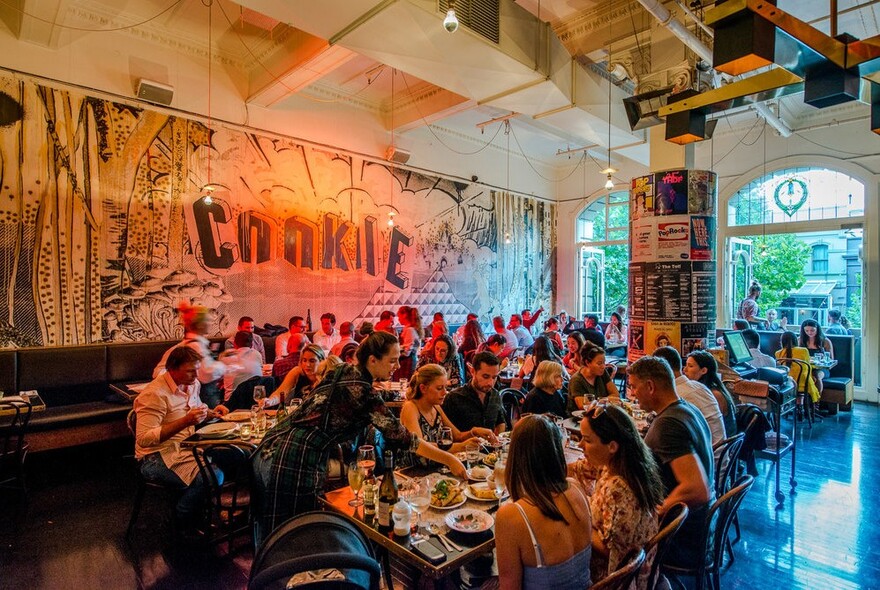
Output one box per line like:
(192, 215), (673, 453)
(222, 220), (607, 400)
(731, 379), (771, 398)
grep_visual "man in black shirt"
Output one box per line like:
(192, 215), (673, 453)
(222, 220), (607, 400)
(442, 352), (506, 435)
(628, 355), (714, 569)
(578, 314), (606, 349)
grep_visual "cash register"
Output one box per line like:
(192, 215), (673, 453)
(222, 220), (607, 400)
(722, 330), (758, 380)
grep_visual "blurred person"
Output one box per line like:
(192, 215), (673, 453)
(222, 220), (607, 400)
(454, 312), (479, 347)
(315, 355), (343, 383)
(495, 415), (592, 590)
(458, 318), (486, 359)
(684, 350), (738, 438)
(522, 361), (567, 417)
(417, 334), (465, 387)
(374, 310), (396, 334)
(627, 356), (714, 571)
(395, 306), (423, 380)
(422, 318), (449, 356)
(312, 312), (341, 353)
(356, 321), (374, 343)
(272, 330), (310, 380)
(571, 402), (663, 585)
(329, 321), (357, 357)
(223, 316), (266, 362)
(824, 309), (849, 335)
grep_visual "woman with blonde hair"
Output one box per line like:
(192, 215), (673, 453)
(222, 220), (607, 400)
(522, 361), (567, 417)
(495, 415), (592, 590)
(400, 364), (496, 455)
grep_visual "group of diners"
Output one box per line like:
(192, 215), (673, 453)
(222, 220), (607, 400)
(133, 300), (738, 589)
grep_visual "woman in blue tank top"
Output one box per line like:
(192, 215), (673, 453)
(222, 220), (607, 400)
(495, 415), (593, 590)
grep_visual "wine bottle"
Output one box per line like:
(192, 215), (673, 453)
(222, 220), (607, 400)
(306, 309), (313, 333)
(376, 450), (398, 529)
(276, 390), (287, 421)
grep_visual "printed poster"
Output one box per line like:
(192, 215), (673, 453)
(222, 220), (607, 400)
(687, 170), (716, 215)
(681, 322), (711, 356)
(654, 170), (689, 215)
(631, 219), (655, 263)
(690, 216), (715, 261)
(628, 263), (646, 321)
(646, 321), (681, 353)
(657, 216), (691, 260)
(631, 175), (654, 220)
(628, 320), (646, 363)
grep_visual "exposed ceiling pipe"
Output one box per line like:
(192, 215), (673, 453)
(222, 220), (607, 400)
(634, 0), (793, 138)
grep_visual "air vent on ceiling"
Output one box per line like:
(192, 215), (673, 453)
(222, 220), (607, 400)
(439, 0), (500, 44)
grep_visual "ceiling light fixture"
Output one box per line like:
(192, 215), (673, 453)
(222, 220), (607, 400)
(443, 0), (459, 33)
(201, 0), (215, 205)
(604, 174), (615, 190)
(603, 23), (616, 192)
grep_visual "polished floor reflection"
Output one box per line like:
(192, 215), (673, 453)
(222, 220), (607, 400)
(0, 403), (877, 589)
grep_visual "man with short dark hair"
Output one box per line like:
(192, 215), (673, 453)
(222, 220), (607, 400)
(134, 346), (228, 527)
(275, 316), (311, 359)
(484, 334), (507, 358)
(442, 352), (506, 435)
(375, 310), (396, 334)
(492, 316), (518, 358)
(825, 309), (849, 335)
(627, 355), (714, 570)
(521, 306), (544, 333)
(508, 313), (535, 347)
(578, 314), (606, 349)
(224, 316), (266, 362)
(330, 321), (358, 357)
(742, 329), (776, 368)
(313, 312), (340, 353)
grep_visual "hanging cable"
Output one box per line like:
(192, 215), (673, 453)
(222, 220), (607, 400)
(0, 0), (184, 32)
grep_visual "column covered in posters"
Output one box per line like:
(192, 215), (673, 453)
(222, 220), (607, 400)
(627, 170), (717, 362)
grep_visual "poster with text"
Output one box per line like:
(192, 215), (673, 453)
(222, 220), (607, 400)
(654, 170), (689, 215)
(631, 175), (655, 219)
(690, 216), (715, 261)
(628, 320), (646, 362)
(628, 263), (646, 320)
(646, 321), (681, 353)
(691, 261), (717, 323)
(631, 219), (655, 262)
(687, 170), (716, 215)
(645, 262), (692, 321)
(681, 322), (711, 356)
(656, 217), (691, 261)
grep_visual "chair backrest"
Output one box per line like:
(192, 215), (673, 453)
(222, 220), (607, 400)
(826, 334), (854, 380)
(712, 433), (745, 497)
(498, 388), (525, 429)
(192, 443), (253, 512)
(775, 357), (813, 394)
(707, 475), (754, 570)
(591, 547), (646, 590)
(249, 511), (380, 590)
(126, 409), (137, 436)
(645, 502), (689, 590)
(0, 398), (33, 469)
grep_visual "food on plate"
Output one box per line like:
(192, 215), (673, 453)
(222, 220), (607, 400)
(482, 452), (498, 467)
(468, 484), (498, 500)
(431, 479), (464, 507)
(470, 465), (490, 480)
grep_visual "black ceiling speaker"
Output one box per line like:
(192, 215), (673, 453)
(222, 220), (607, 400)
(136, 79), (174, 106)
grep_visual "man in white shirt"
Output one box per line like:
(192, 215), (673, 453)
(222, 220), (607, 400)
(312, 312), (341, 353)
(330, 321), (358, 357)
(219, 331), (264, 407)
(275, 316), (310, 359)
(508, 313), (535, 347)
(653, 346), (725, 449)
(742, 329), (776, 368)
(492, 316), (519, 359)
(224, 316), (266, 362)
(135, 347), (227, 523)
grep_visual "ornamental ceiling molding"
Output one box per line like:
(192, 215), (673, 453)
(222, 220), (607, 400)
(554, 1), (643, 46)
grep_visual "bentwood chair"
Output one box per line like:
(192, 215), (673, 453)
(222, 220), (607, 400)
(0, 398), (33, 497)
(192, 442), (255, 553)
(645, 503), (689, 590)
(591, 548), (647, 590)
(499, 388), (526, 429)
(776, 357), (817, 426)
(713, 433), (746, 563)
(663, 475), (755, 590)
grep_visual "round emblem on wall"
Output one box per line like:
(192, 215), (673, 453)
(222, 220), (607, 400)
(773, 177), (808, 217)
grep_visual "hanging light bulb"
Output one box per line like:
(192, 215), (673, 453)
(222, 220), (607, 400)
(388, 211), (396, 227)
(604, 174), (614, 190)
(202, 185), (214, 205)
(504, 233), (511, 244)
(443, 1), (459, 33)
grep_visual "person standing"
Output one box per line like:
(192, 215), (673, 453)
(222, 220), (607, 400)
(627, 355), (714, 571)
(520, 306), (544, 334)
(736, 281), (765, 326)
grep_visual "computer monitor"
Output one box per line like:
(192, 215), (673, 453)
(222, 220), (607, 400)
(722, 330), (753, 366)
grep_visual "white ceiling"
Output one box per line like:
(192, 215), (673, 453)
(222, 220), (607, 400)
(3, 0), (878, 170)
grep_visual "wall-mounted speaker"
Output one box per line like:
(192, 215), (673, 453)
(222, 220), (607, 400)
(385, 146), (411, 164)
(136, 79), (174, 106)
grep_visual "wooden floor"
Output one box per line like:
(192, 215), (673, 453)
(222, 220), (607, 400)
(1, 403), (878, 589)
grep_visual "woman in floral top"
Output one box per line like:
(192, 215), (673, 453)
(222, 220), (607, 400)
(571, 402), (663, 585)
(253, 332), (467, 543)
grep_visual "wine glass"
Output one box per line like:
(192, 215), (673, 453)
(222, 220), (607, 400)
(409, 478), (431, 541)
(253, 385), (266, 406)
(436, 427), (453, 474)
(348, 462), (365, 506)
(357, 445), (376, 479)
(288, 397), (303, 413)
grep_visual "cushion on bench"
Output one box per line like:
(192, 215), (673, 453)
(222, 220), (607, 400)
(106, 340), (176, 382)
(17, 346), (108, 406)
(28, 401), (132, 431)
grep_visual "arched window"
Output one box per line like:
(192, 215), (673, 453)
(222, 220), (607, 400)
(575, 191), (629, 318)
(811, 244), (829, 273)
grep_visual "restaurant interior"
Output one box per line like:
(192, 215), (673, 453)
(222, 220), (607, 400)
(0, 0), (878, 588)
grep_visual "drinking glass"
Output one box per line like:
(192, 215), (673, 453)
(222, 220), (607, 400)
(357, 445), (376, 479)
(436, 427), (454, 474)
(409, 478), (431, 540)
(251, 404), (266, 436)
(240, 423), (252, 441)
(493, 460), (507, 509)
(348, 462), (365, 506)
(465, 441), (481, 471)
(823, 351), (831, 363)
(288, 397), (303, 413)
(253, 385), (266, 406)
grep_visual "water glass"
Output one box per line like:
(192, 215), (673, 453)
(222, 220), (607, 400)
(465, 441), (481, 470)
(251, 404), (266, 435)
(253, 385), (266, 406)
(240, 423), (252, 441)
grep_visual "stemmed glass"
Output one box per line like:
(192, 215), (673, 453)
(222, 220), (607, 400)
(357, 445), (376, 479)
(348, 462), (365, 506)
(408, 478), (431, 541)
(436, 427), (454, 474)
(253, 385), (266, 407)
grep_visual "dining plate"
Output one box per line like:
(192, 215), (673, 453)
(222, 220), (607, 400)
(431, 497), (466, 510)
(222, 410), (251, 422)
(467, 466), (491, 481)
(445, 508), (494, 533)
(571, 410), (586, 419)
(430, 477), (465, 509)
(464, 483), (507, 502)
(196, 422), (238, 437)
